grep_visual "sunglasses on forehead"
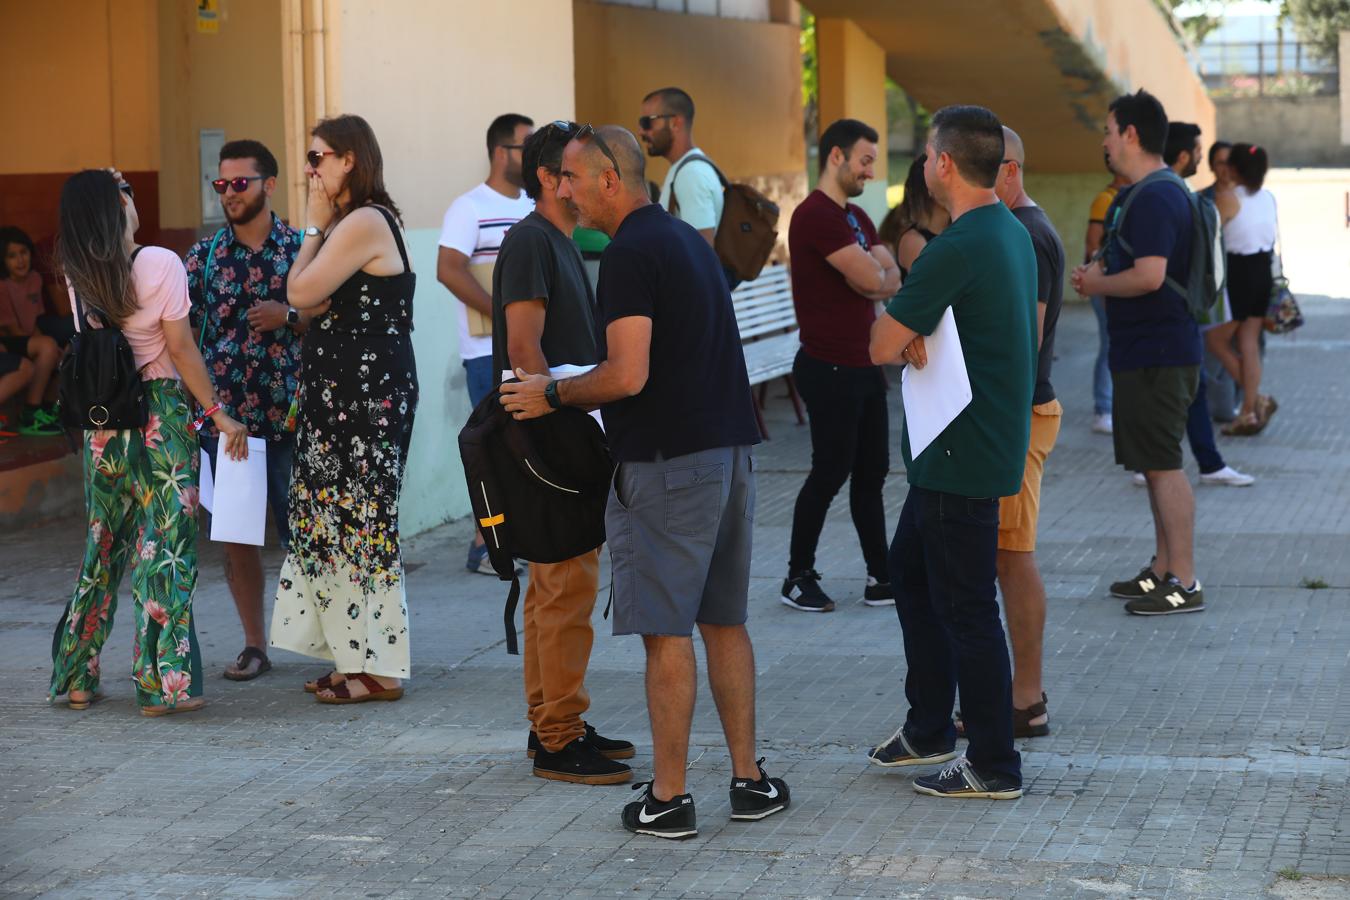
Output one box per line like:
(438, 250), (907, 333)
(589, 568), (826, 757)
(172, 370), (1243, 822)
(210, 176), (264, 195)
(575, 123), (622, 181)
(117, 181), (134, 199)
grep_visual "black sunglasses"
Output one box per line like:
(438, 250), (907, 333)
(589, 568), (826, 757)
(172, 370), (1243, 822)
(638, 113), (675, 131)
(210, 176), (264, 195)
(118, 182), (134, 199)
(576, 123), (621, 181)
(306, 149), (336, 168)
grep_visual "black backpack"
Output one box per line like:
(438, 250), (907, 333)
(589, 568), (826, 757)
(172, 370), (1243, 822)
(58, 246), (149, 430)
(457, 389), (613, 653)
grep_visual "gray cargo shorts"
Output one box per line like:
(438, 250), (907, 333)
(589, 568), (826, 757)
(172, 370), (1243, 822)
(606, 445), (756, 636)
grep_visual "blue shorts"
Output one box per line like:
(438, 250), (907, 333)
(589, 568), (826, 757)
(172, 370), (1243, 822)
(200, 433), (295, 548)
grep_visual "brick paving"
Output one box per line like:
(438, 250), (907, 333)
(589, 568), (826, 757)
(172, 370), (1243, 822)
(3, 297), (1349, 899)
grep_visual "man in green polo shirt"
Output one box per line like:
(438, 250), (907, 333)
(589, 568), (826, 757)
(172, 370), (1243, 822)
(866, 105), (1037, 800)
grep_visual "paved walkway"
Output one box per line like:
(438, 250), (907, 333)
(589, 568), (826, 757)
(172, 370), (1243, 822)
(3, 297), (1349, 899)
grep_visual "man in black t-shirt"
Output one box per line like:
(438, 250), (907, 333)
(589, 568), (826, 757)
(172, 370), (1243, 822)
(991, 125), (1065, 739)
(492, 123), (634, 789)
(500, 125), (789, 840)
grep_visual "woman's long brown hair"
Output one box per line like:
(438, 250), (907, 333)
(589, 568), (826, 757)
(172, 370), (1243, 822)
(56, 170), (139, 324)
(313, 114), (404, 226)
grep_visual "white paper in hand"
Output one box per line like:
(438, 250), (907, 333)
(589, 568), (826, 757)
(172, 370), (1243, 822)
(500, 364), (604, 430)
(199, 448), (214, 514)
(209, 438), (268, 546)
(901, 307), (973, 460)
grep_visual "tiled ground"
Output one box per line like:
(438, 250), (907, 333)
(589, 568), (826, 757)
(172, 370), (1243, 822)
(2, 297), (1349, 899)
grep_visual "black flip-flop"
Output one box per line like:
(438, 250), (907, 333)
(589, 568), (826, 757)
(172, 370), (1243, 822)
(223, 646), (272, 681)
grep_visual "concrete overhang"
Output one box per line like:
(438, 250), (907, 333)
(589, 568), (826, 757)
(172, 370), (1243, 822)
(808, 0), (1213, 173)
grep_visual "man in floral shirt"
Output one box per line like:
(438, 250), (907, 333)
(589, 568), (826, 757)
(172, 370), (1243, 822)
(186, 139), (306, 682)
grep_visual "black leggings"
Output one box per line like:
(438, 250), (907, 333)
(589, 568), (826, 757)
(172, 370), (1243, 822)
(788, 349), (890, 580)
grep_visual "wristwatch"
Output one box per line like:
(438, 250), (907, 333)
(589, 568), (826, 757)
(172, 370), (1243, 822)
(544, 379), (562, 410)
(285, 307), (300, 327)
(304, 226), (323, 240)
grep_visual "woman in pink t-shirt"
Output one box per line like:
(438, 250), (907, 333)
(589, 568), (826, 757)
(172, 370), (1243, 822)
(49, 169), (247, 717)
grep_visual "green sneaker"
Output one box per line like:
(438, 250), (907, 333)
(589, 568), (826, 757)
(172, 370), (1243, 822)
(1125, 575), (1205, 616)
(17, 406), (63, 437)
(1109, 561), (1161, 599)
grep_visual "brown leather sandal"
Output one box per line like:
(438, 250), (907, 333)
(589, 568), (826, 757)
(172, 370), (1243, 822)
(954, 692), (1050, 739)
(303, 671), (346, 694)
(1222, 412), (1263, 436)
(224, 646), (272, 682)
(314, 672), (403, 705)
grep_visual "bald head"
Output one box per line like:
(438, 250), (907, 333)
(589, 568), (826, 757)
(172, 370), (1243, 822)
(559, 125), (652, 236)
(1002, 126), (1025, 165)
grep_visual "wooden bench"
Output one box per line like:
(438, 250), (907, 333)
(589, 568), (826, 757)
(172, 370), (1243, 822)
(731, 263), (804, 438)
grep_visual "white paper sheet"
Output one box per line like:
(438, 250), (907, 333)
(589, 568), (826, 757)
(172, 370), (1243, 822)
(901, 308), (973, 460)
(199, 448), (214, 514)
(209, 438), (268, 546)
(500, 364), (604, 429)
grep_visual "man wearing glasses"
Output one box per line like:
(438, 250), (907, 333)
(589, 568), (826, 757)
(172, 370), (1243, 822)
(782, 118), (900, 615)
(639, 88), (723, 249)
(185, 139), (306, 682)
(437, 113), (535, 575)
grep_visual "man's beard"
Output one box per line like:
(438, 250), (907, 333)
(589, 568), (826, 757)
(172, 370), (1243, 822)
(645, 130), (672, 158)
(839, 170), (865, 199)
(225, 191), (267, 226)
(505, 163), (525, 188)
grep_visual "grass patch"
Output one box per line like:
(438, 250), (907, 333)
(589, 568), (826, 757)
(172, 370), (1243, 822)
(1300, 577), (1330, 590)
(1278, 866), (1305, 881)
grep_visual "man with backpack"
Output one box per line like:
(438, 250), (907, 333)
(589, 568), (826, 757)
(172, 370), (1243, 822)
(1071, 90), (1205, 616)
(491, 122), (634, 787)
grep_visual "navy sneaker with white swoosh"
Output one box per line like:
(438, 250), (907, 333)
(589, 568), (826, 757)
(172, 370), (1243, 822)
(621, 782), (697, 839)
(729, 757), (791, 821)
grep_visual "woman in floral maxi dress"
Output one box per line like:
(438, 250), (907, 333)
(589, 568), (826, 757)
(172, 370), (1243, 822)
(270, 115), (418, 704)
(50, 169), (248, 715)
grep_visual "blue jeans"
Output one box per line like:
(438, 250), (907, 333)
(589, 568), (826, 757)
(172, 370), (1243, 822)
(200, 433), (294, 548)
(890, 486), (1020, 783)
(464, 355), (495, 408)
(1090, 296), (1112, 415)
(1186, 375), (1225, 475)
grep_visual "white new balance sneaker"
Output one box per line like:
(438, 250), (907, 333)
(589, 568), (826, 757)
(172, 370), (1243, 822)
(1199, 465), (1255, 487)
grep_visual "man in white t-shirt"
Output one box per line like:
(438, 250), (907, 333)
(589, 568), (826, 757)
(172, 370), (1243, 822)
(639, 88), (727, 260)
(438, 112), (535, 574)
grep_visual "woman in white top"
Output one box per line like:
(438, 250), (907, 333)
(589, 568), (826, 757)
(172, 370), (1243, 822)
(49, 168), (247, 715)
(1213, 143), (1278, 435)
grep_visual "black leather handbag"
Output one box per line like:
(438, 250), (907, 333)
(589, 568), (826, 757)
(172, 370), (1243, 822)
(57, 248), (148, 430)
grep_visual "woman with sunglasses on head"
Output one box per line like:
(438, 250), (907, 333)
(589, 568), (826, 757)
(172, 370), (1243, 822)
(270, 114), (418, 704)
(50, 168), (249, 715)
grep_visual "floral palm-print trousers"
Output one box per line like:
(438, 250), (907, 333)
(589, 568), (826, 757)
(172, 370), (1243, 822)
(50, 379), (204, 709)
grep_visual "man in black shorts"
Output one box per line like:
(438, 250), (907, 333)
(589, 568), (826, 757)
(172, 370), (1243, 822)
(1072, 89), (1205, 616)
(500, 124), (790, 839)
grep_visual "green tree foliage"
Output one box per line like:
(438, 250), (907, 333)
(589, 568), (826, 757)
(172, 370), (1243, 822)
(1285, 0), (1350, 60)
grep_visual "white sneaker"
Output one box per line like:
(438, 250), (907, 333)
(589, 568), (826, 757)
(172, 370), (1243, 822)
(1092, 413), (1113, 435)
(1200, 465), (1255, 487)
(1131, 472), (1146, 487)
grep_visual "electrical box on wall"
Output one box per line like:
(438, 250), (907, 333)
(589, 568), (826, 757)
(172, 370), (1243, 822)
(200, 129), (226, 225)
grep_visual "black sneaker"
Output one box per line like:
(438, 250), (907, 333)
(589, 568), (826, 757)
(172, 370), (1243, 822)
(862, 576), (894, 607)
(781, 569), (835, 612)
(867, 725), (959, 768)
(1109, 561), (1161, 599)
(1125, 574), (1205, 616)
(527, 723), (635, 760)
(532, 735), (632, 785)
(729, 757), (791, 821)
(913, 756), (1023, 800)
(621, 782), (697, 839)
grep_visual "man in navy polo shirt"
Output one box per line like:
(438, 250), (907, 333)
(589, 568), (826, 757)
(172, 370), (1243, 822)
(500, 124), (791, 840)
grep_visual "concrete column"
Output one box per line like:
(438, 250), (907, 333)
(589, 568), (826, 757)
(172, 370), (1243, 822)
(815, 17), (888, 221)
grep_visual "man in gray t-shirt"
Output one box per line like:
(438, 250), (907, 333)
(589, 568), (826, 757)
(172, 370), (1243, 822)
(490, 122), (631, 788)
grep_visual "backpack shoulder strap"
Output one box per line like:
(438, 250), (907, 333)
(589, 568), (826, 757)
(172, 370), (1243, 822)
(668, 153), (728, 215)
(197, 229), (227, 352)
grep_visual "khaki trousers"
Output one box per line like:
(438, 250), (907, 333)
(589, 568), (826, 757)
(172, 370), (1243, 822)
(522, 548), (600, 751)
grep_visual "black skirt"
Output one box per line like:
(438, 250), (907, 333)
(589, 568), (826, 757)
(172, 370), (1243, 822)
(1226, 250), (1273, 321)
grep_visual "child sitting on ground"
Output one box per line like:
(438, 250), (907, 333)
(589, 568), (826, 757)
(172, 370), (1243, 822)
(0, 227), (66, 435)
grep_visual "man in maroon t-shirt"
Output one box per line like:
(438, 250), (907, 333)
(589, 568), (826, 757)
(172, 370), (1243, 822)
(783, 118), (901, 613)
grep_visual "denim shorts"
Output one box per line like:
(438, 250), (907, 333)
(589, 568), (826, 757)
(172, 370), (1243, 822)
(200, 433), (295, 548)
(607, 446), (756, 636)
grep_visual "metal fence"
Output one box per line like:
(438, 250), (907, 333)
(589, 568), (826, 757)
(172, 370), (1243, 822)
(1198, 41), (1339, 97)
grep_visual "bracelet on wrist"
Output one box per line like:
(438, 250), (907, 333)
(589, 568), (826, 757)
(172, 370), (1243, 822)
(192, 404), (222, 433)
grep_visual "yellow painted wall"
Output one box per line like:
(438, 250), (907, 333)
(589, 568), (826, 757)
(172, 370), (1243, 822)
(572, 0), (804, 189)
(816, 18), (887, 182)
(0, 0), (159, 174)
(157, 0), (291, 229)
(333, 0), (578, 535)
